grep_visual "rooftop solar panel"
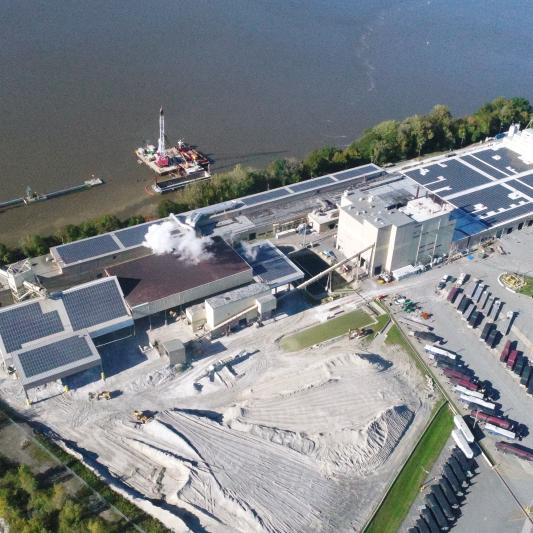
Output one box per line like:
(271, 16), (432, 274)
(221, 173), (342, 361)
(461, 154), (510, 177)
(332, 165), (381, 181)
(55, 234), (120, 265)
(473, 147), (533, 174)
(240, 188), (290, 206)
(483, 203), (533, 226)
(405, 159), (492, 194)
(508, 180), (533, 199)
(289, 176), (334, 193)
(448, 184), (519, 213)
(520, 174), (533, 188)
(114, 222), (160, 248)
(62, 279), (129, 331)
(0, 303), (64, 353)
(17, 335), (95, 378)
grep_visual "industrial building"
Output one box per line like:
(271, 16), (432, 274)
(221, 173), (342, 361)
(0, 277), (132, 401)
(336, 181), (455, 275)
(106, 237), (253, 319)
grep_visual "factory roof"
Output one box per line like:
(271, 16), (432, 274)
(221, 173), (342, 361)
(49, 163), (384, 270)
(0, 277), (131, 360)
(106, 236), (252, 308)
(235, 240), (305, 288)
(401, 132), (533, 236)
(205, 282), (271, 309)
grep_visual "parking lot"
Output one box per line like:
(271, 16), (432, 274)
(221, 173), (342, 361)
(396, 226), (533, 531)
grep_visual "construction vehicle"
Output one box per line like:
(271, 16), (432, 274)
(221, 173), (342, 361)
(132, 410), (153, 424)
(88, 390), (112, 401)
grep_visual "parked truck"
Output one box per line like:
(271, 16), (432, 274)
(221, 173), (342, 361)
(425, 344), (457, 360)
(495, 441), (533, 462)
(484, 423), (516, 440)
(454, 415), (475, 444)
(460, 393), (496, 411)
(470, 410), (514, 430)
(452, 429), (474, 458)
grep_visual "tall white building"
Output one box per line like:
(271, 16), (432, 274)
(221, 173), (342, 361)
(336, 182), (455, 275)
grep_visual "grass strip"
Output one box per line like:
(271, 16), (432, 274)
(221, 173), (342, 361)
(280, 309), (373, 351)
(364, 401), (453, 533)
(519, 276), (533, 297)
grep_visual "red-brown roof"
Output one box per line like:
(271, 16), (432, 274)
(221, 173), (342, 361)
(105, 237), (251, 307)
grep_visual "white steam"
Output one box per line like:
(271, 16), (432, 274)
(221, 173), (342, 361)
(239, 240), (258, 262)
(142, 221), (213, 264)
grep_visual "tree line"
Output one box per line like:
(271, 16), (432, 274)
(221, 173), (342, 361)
(0, 96), (530, 264)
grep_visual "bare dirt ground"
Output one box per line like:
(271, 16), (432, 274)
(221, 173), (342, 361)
(0, 298), (434, 532)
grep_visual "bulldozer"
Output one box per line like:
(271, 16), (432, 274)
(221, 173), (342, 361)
(88, 390), (112, 401)
(132, 410), (152, 424)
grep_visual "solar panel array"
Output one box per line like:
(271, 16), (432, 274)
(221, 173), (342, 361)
(240, 188), (290, 207)
(17, 335), (95, 378)
(0, 303), (63, 353)
(62, 279), (129, 330)
(114, 221), (160, 248)
(331, 164), (381, 181)
(473, 147), (533, 174)
(288, 176), (334, 193)
(404, 148), (533, 231)
(55, 234), (120, 265)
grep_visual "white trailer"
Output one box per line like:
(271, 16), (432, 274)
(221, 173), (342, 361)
(484, 423), (516, 440)
(424, 344), (457, 360)
(452, 429), (474, 459)
(454, 385), (484, 399)
(460, 393), (496, 411)
(454, 414), (475, 443)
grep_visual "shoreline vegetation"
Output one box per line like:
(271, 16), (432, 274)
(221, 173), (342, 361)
(1, 96), (531, 265)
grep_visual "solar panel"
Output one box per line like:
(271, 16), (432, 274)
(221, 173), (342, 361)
(17, 335), (95, 378)
(332, 164), (381, 181)
(240, 188), (290, 206)
(448, 184), (517, 213)
(289, 176), (334, 193)
(0, 303), (64, 353)
(508, 180), (533, 199)
(520, 174), (533, 188)
(473, 147), (533, 174)
(114, 221), (160, 248)
(62, 279), (129, 331)
(462, 154), (510, 177)
(483, 203), (533, 226)
(55, 234), (120, 265)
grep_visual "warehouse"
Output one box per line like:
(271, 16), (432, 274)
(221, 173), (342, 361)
(0, 277), (133, 401)
(106, 237), (253, 319)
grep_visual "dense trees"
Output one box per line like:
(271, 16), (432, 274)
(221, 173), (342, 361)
(1, 96), (531, 262)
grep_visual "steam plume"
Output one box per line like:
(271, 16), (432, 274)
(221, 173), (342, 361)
(143, 221), (213, 264)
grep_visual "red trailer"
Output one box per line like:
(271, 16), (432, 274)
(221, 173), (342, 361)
(454, 378), (479, 391)
(500, 340), (512, 363)
(443, 367), (472, 382)
(471, 410), (513, 430)
(447, 287), (458, 302)
(496, 441), (533, 462)
(507, 350), (518, 370)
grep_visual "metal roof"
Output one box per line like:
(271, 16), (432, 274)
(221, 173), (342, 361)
(236, 240), (305, 288)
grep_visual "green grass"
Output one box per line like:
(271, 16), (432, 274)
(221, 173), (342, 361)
(519, 276), (533, 297)
(365, 313), (390, 342)
(280, 309), (374, 352)
(364, 401), (454, 533)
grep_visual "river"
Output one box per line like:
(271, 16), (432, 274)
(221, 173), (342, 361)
(1, 0), (532, 244)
